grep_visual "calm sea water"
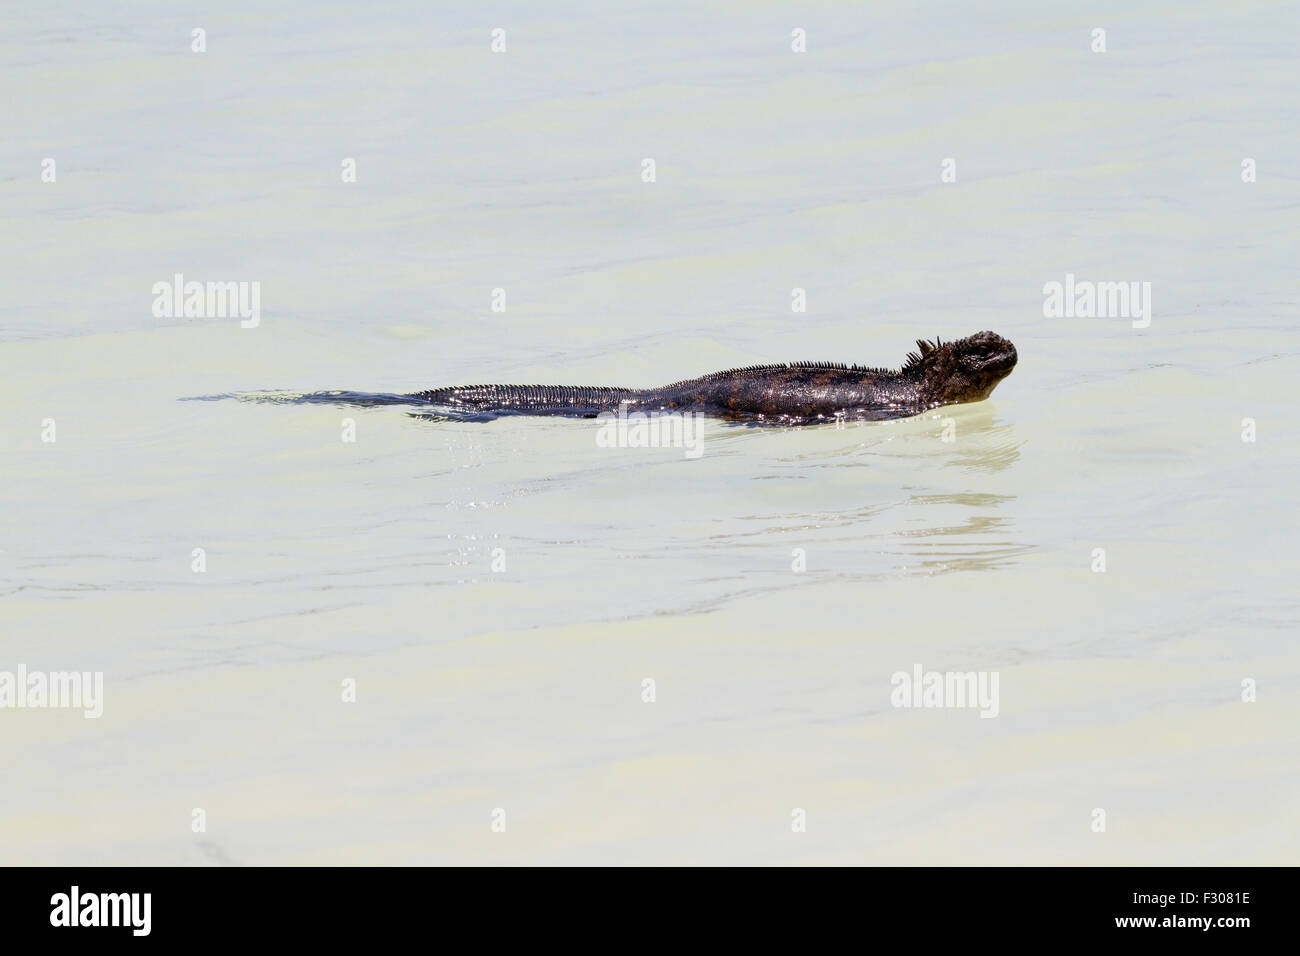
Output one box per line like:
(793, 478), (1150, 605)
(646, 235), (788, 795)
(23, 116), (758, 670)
(2, 1), (1297, 864)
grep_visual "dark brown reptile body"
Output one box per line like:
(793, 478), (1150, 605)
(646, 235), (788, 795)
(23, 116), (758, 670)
(410, 331), (1017, 425)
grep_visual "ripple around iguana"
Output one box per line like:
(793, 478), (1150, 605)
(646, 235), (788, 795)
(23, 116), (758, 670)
(218, 330), (1018, 426)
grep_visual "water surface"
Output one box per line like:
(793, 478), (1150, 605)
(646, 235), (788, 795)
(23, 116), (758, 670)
(1, 0), (1297, 864)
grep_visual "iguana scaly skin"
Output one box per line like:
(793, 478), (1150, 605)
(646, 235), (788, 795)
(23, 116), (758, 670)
(409, 331), (1017, 425)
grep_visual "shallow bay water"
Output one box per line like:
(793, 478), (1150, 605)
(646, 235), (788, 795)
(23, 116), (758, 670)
(1, 0), (1297, 864)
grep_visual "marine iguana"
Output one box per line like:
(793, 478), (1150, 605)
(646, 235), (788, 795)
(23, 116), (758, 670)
(211, 330), (1016, 425)
(407, 330), (1017, 425)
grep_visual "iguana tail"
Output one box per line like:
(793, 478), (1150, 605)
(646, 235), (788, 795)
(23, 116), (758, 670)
(410, 384), (638, 417)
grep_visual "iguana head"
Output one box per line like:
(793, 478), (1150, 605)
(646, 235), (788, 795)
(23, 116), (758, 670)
(906, 330), (1018, 406)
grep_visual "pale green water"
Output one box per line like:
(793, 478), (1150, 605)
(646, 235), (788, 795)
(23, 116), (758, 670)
(1, 1), (1297, 864)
